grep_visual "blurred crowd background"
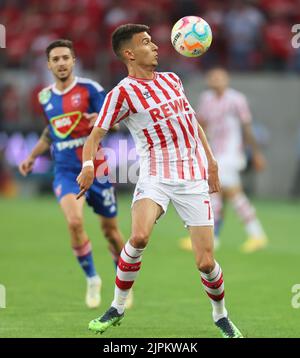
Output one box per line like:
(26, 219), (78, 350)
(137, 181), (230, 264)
(0, 0), (300, 199)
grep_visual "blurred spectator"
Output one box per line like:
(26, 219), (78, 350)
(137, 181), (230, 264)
(260, 0), (295, 17)
(264, 13), (294, 70)
(224, 0), (265, 70)
(0, 84), (21, 128)
(201, 0), (227, 68)
(0, 0), (300, 130)
(1, 0), (299, 74)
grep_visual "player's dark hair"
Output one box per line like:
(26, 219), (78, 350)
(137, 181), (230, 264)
(46, 39), (75, 59)
(112, 24), (150, 59)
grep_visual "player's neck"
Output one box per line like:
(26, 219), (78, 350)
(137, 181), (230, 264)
(127, 66), (155, 80)
(215, 88), (226, 97)
(55, 74), (75, 92)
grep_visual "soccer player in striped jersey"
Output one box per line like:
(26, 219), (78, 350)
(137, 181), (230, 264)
(180, 68), (268, 253)
(77, 25), (243, 338)
(18, 39), (133, 309)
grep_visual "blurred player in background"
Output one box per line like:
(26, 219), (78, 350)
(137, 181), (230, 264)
(180, 68), (268, 253)
(18, 39), (133, 309)
(77, 24), (243, 338)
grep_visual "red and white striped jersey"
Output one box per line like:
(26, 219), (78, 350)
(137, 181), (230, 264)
(197, 88), (252, 162)
(95, 72), (208, 183)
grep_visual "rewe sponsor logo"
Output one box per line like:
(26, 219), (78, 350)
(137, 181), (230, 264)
(149, 97), (191, 122)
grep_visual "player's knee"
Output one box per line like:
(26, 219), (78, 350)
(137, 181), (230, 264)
(130, 232), (150, 249)
(67, 216), (84, 234)
(197, 255), (215, 274)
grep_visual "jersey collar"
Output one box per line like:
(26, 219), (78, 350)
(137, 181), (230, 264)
(52, 76), (78, 95)
(127, 72), (157, 82)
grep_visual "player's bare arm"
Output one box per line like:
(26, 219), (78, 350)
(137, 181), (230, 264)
(18, 127), (51, 176)
(242, 122), (266, 171)
(76, 127), (107, 199)
(197, 124), (220, 194)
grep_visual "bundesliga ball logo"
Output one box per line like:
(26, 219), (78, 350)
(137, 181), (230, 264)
(171, 16), (212, 57)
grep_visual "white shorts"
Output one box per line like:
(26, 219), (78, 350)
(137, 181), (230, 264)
(132, 179), (214, 227)
(217, 156), (246, 188)
(218, 164), (241, 188)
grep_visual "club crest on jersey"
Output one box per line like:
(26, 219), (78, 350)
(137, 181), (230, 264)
(38, 89), (52, 105)
(71, 93), (81, 107)
(143, 91), (151, 99)
(50, 111), (82, 139)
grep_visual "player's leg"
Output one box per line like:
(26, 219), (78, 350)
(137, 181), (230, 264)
(85, 183), (124, 268)
(99, 215), (134, 309)
(189, 226), (225, 317)
(110, 198), (162, 313)
(86, 180), (135, 309)
(86, 180), (134, 309)
(179, 191), (225, 252)
(99, 216), (124, 268)
(223, 185), (268, 253)
(59, 193), (101, 308)
(171, 181), (242, 337)
(88, 182), (168, 334)
(189, 225), (243, 338)
(210, 192), (225, 248)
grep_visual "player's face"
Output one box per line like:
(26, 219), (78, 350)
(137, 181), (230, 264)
(126, 32), (158, 68)
(48, 47), (75, 82)
(206, 69), (229, 92)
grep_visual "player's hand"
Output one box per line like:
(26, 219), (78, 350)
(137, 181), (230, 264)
(252, 151), (266, 172)
(207, 159), (221, 194)
(83, 112), (98, 128)
(18, 156), (35, 176)
(76, 166), (94, 199)
(110, 124), (120, 132)
(253, 152), (266, 171)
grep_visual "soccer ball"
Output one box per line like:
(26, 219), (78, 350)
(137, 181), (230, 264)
(171, 16), (212, 57)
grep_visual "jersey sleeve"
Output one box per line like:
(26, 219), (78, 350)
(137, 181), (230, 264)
(235, 93), (252, 124)
(37, 87), (51, 125)
(88, 81), (106, 113)
(94, 87), (130, 130)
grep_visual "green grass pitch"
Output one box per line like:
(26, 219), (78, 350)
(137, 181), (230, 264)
(0, 195), (299, 338)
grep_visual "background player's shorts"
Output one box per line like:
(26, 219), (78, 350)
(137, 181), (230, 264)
(53, 169), (117, 218)
(217, 155), (246, 188)
(132, 179), (214, 227)
(218, 164), (241, 188)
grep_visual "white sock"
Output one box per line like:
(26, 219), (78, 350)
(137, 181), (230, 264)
(245, 219), (265, 238)
(200, 261), (228, 322)
(111, 241), (144, 314)
(230, 193), (265, 238)
(87, 275), (101, 285)
(112, 287), (130, 314)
